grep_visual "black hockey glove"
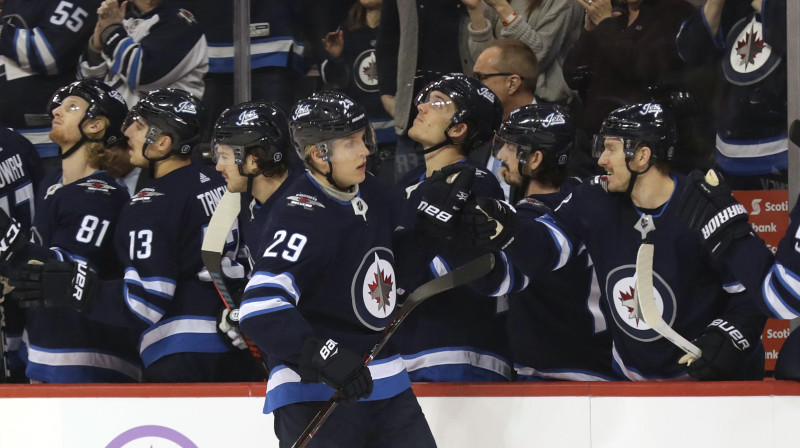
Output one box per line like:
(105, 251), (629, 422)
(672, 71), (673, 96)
(676, 169), (750, 258)
(299, 337), (372, 404)
(0, 208), (27, 264)
(217, 307), (248, 350)
(415, 164), (475, 238)
(685, 314), (766, 381)
(7, 259), (98, 311)
(459, 197), (517, 251)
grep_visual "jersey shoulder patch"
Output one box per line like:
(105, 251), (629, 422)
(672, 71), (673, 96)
(75, 178), (119, 195)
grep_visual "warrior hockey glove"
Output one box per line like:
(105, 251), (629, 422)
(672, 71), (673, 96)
(217, 307), (248, 350)
(459, 197), (517, 251)
(416, 164), (475, 238)
(0, 208), (27, 264)
(299, 337), (373, 404)
(684, 314), (766, 381)
(7, 259), (98, 311)
(676, 169), (750, 258)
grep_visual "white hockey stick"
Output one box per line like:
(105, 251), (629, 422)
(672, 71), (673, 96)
(633, 214), (702, 361)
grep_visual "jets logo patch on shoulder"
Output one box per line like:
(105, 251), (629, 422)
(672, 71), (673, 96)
(131, 188), (164, 204)
(44, 183), (63, 199)
(287, 193), (325, 210)
(77, 178), (117, 194)
(177, 9), (198, 25)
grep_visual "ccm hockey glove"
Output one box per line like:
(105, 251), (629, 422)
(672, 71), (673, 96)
(7, 259), (98, 311)
(299, 337), (372, 404)
(686, 314), (766, 381)
(416, 164), (475, 238)
(459, 197), (517, 251)
(0, 208), (27, 264)
(676, 169), (750, 257)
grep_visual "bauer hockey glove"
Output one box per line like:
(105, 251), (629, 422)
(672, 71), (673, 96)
(299, 337), (373, 404)
(0, 208), (27, 264)
(676, 169), (751, 258)
(416, 164), (475, 238)
(683, 314), (766, 381)
(217, 307), (248, 350)
(459, 197), (517, 251)
(7, 259), (98, 311)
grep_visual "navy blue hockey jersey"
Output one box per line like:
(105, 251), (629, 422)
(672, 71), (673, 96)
(238, 168), (301, 258)
(392, 161), (518, 382)
(20, 170), (140, 383)
(239, 172), (410, 414)
(757, 195), (800, 319)
(506, 174), (768, 380)
(508, 185), (619, 381)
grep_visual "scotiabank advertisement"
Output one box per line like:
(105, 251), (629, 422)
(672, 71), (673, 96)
(732, 190), (790, 371)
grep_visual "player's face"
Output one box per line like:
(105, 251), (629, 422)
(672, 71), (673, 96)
(124, 117), (156, 168)
(596, 136), (631, 192)
(495, 141), (524, 187)
(328, 129), (370, 186)
(49, 95), (89, 147)
(214, 144), (248, 193)
(408, 90), (457, 149)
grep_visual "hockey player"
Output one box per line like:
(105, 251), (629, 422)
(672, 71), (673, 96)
(455, 102), (770, 381)
(0, 0), (100, 159)
(1, 80), (141, 383)
(392, 73), (521, 382)
(491, 104), (619, 381)
(237, 91), (436, 447)
(78, 0), (208, 106)
(9, 89), (254, 382)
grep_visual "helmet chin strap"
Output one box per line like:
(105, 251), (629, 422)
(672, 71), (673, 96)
(624, 158), (653, 197)
(418, 124), (456, 155)
(238, 165), (256, 196)
(142, 137), (173, 178)
(59, 115), (102, 160)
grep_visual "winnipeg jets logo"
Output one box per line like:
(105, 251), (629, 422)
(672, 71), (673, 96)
(639, 103), (662, 116)
(353, 248), (397, 330)
(109, 90), (126, 105)
(293, 104), (312, 119)
(542, 112), (566, 128)
(237, 109), (258, 126)
(605, 265), (677, 342)
(477, 87), (496, 103)
(354, 49), (379, 92)
(732, 16), (770, 72)
(44, 183), (63, 199)
(174, 101), (197, 115)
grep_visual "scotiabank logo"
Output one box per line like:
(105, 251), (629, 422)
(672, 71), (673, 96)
(106, 425), (197, 448)
(751, 198), (762, 216)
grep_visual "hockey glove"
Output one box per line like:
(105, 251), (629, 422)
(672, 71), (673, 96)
(459, 197), (517, 251)
(7, 259), (98, 311)
(299, 337), (372, 404)
(0, 208), (27, 264)
(217, 307), (248, 350)
(415, 164), (475, 238)
(683, 314), (766, 381)
(676, 169), (750, 258)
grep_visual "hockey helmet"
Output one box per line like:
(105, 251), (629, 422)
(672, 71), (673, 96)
(414, 73), (503, 150)
(289, 91), (376, 161)
(48, 80), (129, 148)
(492, 104), (572, 171)
(592, 102), (677, 162)
(212, 101), (290, 170)
(123, 88), (205, 156)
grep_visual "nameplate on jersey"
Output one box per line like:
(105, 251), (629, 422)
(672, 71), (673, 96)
(723, 14), (781, 86)
(131, 188), (164, 204)
(76, 179), (117, 195)
(286, 194), (325, 210)
(353, 248), (397, 331)
(605, 264), (678, 343)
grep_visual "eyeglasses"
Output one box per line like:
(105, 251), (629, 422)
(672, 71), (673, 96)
(473, 72), (516, 82)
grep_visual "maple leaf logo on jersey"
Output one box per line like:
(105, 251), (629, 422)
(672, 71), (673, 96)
(736, 29), (764, 68)
(617, 286), (639, 325)
(368, 268), (393, 313)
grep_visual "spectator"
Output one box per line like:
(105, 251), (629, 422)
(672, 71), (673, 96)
(676, 0), (787, 190)
(0, 0), (100, 161)
(78, 0), (208, 106)
(463, 0), (583, 107)
(321, 0), (397, 186)
(3, 80), (141, 383)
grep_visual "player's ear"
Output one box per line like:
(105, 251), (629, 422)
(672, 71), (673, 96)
(82, 117), (106, 135)
(527, 150), (543, 172)
(447, 122), (468, 140)
(633, 145), (652, 170)
(155, 134), (174, 156)
(244, 153), (259, 173)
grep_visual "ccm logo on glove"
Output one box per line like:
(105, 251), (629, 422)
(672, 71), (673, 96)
(417, 200), (454, 223)
(709, 318), (750, 350)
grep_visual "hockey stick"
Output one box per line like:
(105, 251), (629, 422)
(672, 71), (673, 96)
(201, 190), (265, 365)
(633, 214), (702, 360)
(292, 253), (496, 448)
(0, 301), (8, 382)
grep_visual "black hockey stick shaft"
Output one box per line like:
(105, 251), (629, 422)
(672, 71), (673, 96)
(292, 253), (496, 448)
